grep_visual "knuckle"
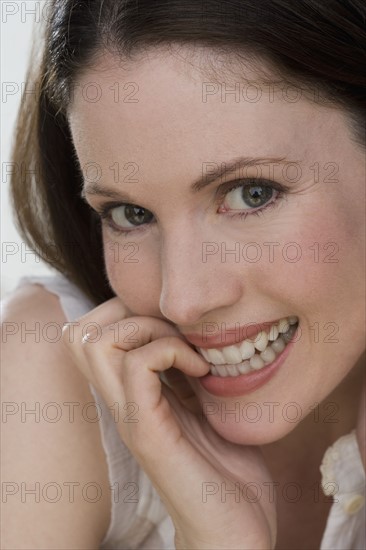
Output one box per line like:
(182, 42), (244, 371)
(161, 335), (181, 349)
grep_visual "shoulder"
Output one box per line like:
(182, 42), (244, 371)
(1, 281), (112, 547)
(2, 279), (61, 316)
(2, 281), (66, 355)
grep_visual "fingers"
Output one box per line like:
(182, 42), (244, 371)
(62, 306), (209, 423)
(108, 316), (186, 350)
(61, 295), (135, 346)
(162, 368), (202, 415)
(63, 304), (188, 353)
(61, 302), (210, 464)
(61, 296), (131, 374)
(120, 336), (208, 391)
(162, 368), (196, 398)
(80, 295), (133, 327)
(84, 336), (208, 415)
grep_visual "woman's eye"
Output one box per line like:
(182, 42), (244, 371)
(222, 182), (276, 211)
(110, 204), (154, 228)
(96, 179), (285, 236)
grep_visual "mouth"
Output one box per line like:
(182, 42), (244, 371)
(195, 316), (299, 377)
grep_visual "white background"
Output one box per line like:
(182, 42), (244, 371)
(1, 1), (54, 300)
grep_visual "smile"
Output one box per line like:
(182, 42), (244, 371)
(196, 316), (299, 377)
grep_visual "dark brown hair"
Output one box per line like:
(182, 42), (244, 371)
(10, 0), (366, 305)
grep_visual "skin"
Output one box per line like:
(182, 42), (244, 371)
(66, 47), (365, 548)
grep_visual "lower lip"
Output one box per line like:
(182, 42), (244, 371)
(197, 327), (298, 397)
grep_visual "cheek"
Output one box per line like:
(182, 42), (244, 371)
(254, 195), (364, 345)
(103, 234), (162, 315)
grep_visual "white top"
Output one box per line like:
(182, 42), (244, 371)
(4, 272), (365, 550)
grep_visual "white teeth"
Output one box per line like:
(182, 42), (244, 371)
(249, 354), (265, 370)
(222, 345), (243, 364)
(271, 336), (285, 354)
(238, 360), (251, 374)
(206, 348), (226, 365)
(200, 348), (210, 362)
(253, 330), (269, 351)
(226, 365), (240, 376)
(216, 365), (229, 377)
(197, 316), (299, 376)
(239, 339), (256, 360)
(268, 324), (279, 341)
(278, 318), (290, 333)
(260, 346), (277, 364)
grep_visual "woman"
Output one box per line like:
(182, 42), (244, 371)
(2, 0), (365, 548)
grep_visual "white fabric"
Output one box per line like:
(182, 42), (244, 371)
(320, 430), (365, 550)
(7, 272), (365, 549)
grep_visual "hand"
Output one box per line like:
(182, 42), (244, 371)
(62, 297), (277, 549)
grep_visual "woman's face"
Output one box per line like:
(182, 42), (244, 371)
(68, 49), (365, 445)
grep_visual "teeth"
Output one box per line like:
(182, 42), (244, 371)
(239, 339), (256, 360)
(260, 346), (276, 365)
(271, 336), (286, 354)
(282, 323), (297, 343)
(200, 348), (211, 362)
(197, 316), (299, 377)
(278, 318), (290, 333)
(253, 330), (268, 352)
(215, 365), (229, 377)
(226, 364), (241, 377)
(211, 365), (219, 376)
(268, 325), (279, 341)
(205, 348), (226, 365)
(222, 345), (244, 364)
(238, 360), (251, 374)
(250, 354), (265, 370)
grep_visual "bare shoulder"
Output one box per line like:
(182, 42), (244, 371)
(1, 282), (111, 549)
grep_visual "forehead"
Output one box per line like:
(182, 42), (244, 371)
(67, 47), (349, 178)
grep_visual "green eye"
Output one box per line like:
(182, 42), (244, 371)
(111, 205), (154, 227)
(224, 183), (275, 210)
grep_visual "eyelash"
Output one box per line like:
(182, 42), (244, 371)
(94, 178), (288, 237)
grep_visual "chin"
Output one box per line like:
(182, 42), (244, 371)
(203, 413), (296, 446)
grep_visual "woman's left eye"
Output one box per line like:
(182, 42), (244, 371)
(218, 179), (283, 216)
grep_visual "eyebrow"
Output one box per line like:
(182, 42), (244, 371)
(80, 155), (298, 203)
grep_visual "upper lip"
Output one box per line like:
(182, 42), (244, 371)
(181, 319), (284, 349)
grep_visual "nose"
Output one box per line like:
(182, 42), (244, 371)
(158, 224), (243, 326)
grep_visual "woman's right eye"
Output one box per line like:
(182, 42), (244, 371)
(96, 203), (155, 234)
(111, 204), (154, 228)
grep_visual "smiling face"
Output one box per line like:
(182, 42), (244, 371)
(68, 47), (365, 445)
